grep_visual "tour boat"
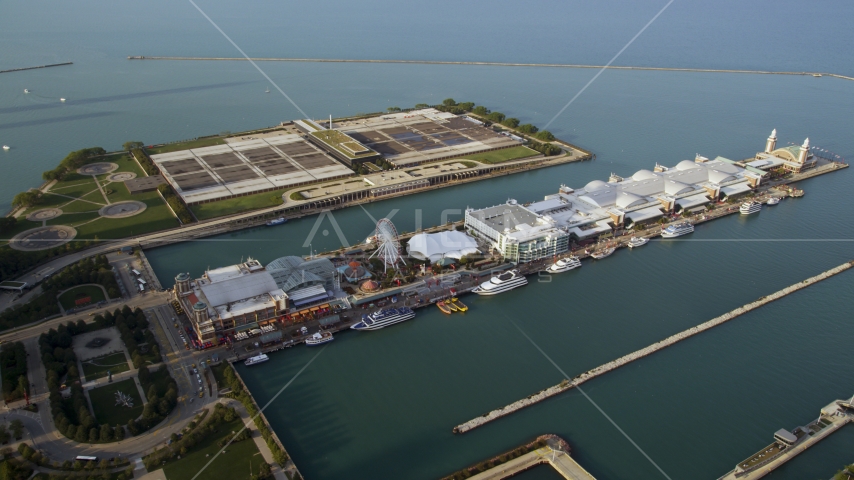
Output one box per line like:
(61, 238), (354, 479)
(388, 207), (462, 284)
(739, 200), (762, 215)
(661, 222), (694, 238)
(449, 297), (468, 312)
(627, 237), (649, 248)
(765, 196), (781, 205)
(244, 353), (269, 366)
(2, 145), (9, 151)
(351, 307), (416, 331)
(305, 331), (333, 346)
(472, 269), (528, 295)
(591, 247), (615, 259)
(266, 217), (287, 226)
(546, 256), (581, 273)
(436, 301), (452, 315)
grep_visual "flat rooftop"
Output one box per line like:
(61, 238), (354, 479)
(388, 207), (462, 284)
(335, 108), (521, 166)
(150, 134), (354, 204)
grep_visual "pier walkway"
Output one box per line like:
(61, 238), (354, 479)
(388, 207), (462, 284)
(718, 401), (852, 480)
(468, 446), (595, 480)
(454, 260), (854, 433)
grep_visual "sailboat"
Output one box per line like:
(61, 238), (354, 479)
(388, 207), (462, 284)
(265, 87), (270, 93)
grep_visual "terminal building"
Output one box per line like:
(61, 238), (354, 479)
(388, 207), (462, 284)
(465, 131), (796, 263)
(174, 259), (288, 346)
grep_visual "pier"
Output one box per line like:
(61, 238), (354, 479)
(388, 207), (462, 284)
(453, 260), (854, 434)
(127, 56), (854, 81)
(717, 399), (853, 479)
(0, 62), (73, 74)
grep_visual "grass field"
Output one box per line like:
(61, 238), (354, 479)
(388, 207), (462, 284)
(57, 284), (107, 309)
(81, 351), (130, 380)
(162, 419), (266, 480)
(145, 137), (225, 155)
(88, 378), (144, 426)
(190, 190), (286, 220)
(209, 363), (229, 390)
(460, 145), (539, 164)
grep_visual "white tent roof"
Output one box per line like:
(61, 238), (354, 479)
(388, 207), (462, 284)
(407, 231), (479, 262)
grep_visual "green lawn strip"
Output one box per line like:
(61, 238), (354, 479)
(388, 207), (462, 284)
(81, 351), (130, 380)
(72, 194), (178, 240)
(48, 177), (100, 199)
(162, 419), (266, 480)
(209, 363), (228, 390)
(102, 181), (135, 204)
(145, 137), (225, 155)
(88, 378), (144, 426)
(191, 190), (286, 220)
(57, 284), (107, 310)
(46, 211), (101, 228)
(459, 145), (539, 164)
(0, 219), (43, 246)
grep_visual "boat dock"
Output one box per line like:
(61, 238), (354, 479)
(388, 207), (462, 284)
(467, 446), (595, 480)
(717, 399), (853, 479)
(453, 260), (854, 434)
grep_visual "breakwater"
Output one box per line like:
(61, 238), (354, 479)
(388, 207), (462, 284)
(0, 62), (73, 74)
(454, 260), (854, 434)
(127, 56), (854, 81)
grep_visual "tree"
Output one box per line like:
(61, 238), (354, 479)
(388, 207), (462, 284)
(442, 98), (456, 106)
(122, 141), (144, 152)
(259, 462), (272, 479)
(487, 112), (505, 123)
(99, 423), (113, 442)
(88, 427), (98, 443)
(534, 130), (555, 141)
(517, 124), (538, 134)
(457, 102), (475, 111)
(414, 103), (429, 109)
(0, 216), (17, 234)
(114, 424), (125, 441)
(502, 118), (520, 128)
(0, 425), (9, 444)
(9, 419), (24, 439)
(11, 191), (41, 208)
(472, 106), (489, 116)
(74, 427), (88, 443)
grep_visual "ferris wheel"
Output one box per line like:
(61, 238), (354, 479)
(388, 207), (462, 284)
(369, 218), (404, 272)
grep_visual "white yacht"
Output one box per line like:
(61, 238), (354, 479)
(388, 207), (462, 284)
(766, 196), (781, 205)
(590, 247), (615, 259)
(60, 98), (66, 102)
(627, 237), (649, 248)
(2, 145), (9, 151)
(546, 256), (581, 273)
(740, 200), (762, 215)
(661, 222), (694, 238)
(351, 307), (416, 331)
(23, 89), (29, 94)
(473, 269), (528, 295)
(305, 331), (333, 346)
(244, 353), (269, 366)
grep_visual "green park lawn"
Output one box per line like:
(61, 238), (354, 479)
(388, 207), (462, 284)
(145, 137), (225, 155)
(190, 190), (286, 220)
(460, 145), (539, 164)
(81, 351), (130, 380)
(88, 378), (144, 426)
(57, 284), (107, 309)
(162, 419), (266, 480)
(71, 194), (178, 239)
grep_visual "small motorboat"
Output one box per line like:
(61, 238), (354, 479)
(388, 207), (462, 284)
(445, 299), (459, 312)
(591, 247), (615, 259)
(2, 145), (9, 151)
(60, 98), (66, 103)
(24, 89), (30, 94)
(436, 301), (452, 314)
(627, 237), (649, 249)
(449, 297), (468, 312)
(305, 331), (333, 347)
(765, 196), (781, 205)
(265, 87), (270, 93)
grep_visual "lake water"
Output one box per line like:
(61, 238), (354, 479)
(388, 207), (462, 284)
(3, 1), (854, 478)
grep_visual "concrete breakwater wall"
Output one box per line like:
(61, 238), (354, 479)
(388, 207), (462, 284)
(127, 57), (854, 81)
(454, 260), (854, 433)
(0, 62), (72, 74)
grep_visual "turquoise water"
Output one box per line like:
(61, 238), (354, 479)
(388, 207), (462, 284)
(3, 1), (854, 478)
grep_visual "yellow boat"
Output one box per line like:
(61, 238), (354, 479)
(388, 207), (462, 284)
(445, 300), (459, 312)
(450, 297), (468, 312)
(436, 301), (452, 314)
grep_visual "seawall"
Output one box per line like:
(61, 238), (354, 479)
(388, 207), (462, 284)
(0, 62), (73, 74)
(454, 260), (854, 433)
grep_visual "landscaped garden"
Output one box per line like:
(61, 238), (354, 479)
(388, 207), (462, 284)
(459, 145), (539, 164)
(80, 351), (129, 380)
(57, 285), (107, 310)
(88, 378), (144, 426)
